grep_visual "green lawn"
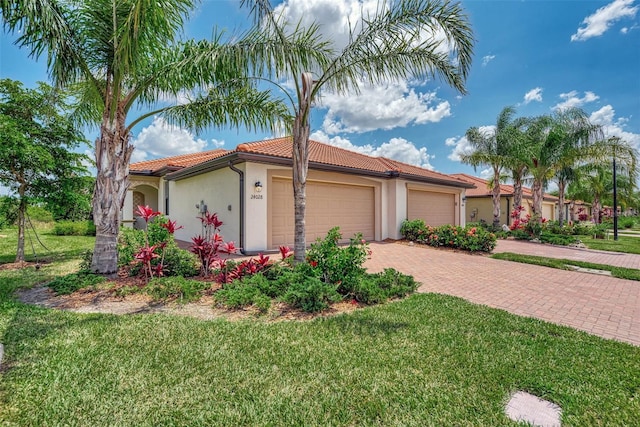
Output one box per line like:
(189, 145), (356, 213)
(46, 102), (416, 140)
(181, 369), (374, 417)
(0, 226), (95, 264)
(491, 252), (640, 281)
(579, 235), (640, 254)
(0, 231), (639, 425)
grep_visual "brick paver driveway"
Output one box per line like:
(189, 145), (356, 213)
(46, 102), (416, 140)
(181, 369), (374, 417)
(364, 242), (640, 346)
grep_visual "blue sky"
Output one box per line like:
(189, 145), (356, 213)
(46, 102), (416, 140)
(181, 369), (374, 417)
(1, 0), (639, 182)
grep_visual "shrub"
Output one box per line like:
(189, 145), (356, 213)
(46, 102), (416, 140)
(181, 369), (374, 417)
(306, 227), (370, 294)
(539, 231), (578, 246)
(47, 272), (105, 295)
(161, 243), (199, 278)
(400, 219), (427, 242)
(400, 221), (497, 253)
(354, 268), (420, 304)
(620, 217), (636, 229)
(144, 276), (210, 303)
(53, 220), (96, 236)
(214, 273), (273, 312)
(283, 275), (342, 313)
(572, 222), (594, 236)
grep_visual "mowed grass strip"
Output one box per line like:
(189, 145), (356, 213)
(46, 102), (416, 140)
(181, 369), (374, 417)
(578, 235), (640, 255)
(0, 294), (638, 426)
(491, 252), (640, 281)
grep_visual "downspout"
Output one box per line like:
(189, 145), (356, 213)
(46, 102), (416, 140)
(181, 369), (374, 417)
(506, 197), (511, 227)
(228, 161), (245, 255)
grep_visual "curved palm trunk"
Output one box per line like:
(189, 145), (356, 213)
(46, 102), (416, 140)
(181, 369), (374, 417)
(491, 167), (501, 228)
(91, 113), (134, 275)
(557, 180), (566, 226)
(532, 179), (543, 221)
(292, 73), (313, 263)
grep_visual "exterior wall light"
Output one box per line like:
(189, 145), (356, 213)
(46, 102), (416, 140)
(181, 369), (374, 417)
(254, 181), (263, 193)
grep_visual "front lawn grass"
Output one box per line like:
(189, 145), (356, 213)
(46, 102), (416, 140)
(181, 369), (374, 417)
(1, 231), (638, 425)
(1, 292), (638, 425)
(491, 252), (640, 281)
(578, 235), (640, 254)
(0, 227), (95, 264)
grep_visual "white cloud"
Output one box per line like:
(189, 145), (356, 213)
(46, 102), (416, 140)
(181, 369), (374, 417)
(446, 126), (495, 162)
(552, 90), (599, 111)
(481, 55), (496, 66)
(274, 0), (456, 134)
(523, 87), (543, 104)
(319, 81), (451, 134)
(311, 130), (434, 169)
(130, 116), (208, 162)
(571, 0), (638, 41)
(589, 105), (640, 149)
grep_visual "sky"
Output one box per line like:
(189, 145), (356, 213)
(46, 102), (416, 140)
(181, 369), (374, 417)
(1, 0), (639, 183)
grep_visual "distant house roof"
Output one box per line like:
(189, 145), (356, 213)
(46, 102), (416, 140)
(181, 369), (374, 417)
(130, 137), (473, 188)
(129, 149), (228, 175)
(451, 173), (558, 201)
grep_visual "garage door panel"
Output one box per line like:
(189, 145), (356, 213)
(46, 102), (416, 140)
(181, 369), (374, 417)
(408, 190), (455, 227)
(271, 179), (374, 249)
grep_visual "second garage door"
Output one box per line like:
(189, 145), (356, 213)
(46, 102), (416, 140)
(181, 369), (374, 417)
(407, 189), (455, 226)
(271, 178), (375, 248)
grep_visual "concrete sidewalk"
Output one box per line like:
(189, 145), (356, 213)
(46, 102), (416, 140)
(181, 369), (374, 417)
(364, 242), (640, 346)
(494, 239), (640, 270)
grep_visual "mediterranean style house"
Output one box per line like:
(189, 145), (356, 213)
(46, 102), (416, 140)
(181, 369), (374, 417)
(125, 137), (474, 253)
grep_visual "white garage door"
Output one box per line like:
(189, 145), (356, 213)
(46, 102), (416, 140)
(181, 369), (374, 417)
(271, 178), (375, 248)
(542, 203), (555, 221)
(407, 190), (455, 227)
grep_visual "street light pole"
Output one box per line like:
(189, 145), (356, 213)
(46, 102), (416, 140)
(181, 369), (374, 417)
(613, 154), (618, 241)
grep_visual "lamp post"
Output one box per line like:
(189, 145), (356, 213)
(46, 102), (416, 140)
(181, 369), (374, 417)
(613, 150), (618, 241)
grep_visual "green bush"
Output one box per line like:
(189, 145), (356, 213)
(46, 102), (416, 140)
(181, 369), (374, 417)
(283, 275), (342, 313)
(118, 227), (146, 266)
(144, 276), (210, 303)
(571, 222), (594, 235)
(355, 268), (419, 304)
(399, 219), (427, 242)
(27, 205), (54, 222)
(52, 220), (96, 236)
(47, 272), (105, 295)
(306, 227), (369, 294)
(214, 274), (273, 312)
(619, 217), (636, 229)
(539, 231), (579, 246)
(400, 221), (497, 253)
(161, 243), (199, 277)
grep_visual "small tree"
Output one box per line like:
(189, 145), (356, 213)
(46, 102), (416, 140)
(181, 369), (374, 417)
(0, 79), (90, 262)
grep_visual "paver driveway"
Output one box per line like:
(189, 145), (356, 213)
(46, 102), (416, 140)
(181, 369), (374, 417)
(364, 242), (640, 347)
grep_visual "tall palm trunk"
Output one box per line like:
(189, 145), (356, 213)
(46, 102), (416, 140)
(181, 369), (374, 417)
(15, 182), (26, 263)
(512, 171), (524, 212)
(592, 197), (602, 224)
(292, 73), (313, 263)
(491, 167), (501, 228)
(91, 111), (134, 275)
(557, 180), (566, 226)
(532, 179), (543, 221)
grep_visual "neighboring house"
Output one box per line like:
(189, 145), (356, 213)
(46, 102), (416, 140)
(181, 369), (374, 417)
(125, 137), (474, 253)
(451, 173), (559, 226)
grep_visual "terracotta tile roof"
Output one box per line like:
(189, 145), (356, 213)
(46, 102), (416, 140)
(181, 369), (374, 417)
(130, 149), (228, 173)
(237, 137), (471, 186)
(452, 173), (558, 201)
(133, 137), (471, 187)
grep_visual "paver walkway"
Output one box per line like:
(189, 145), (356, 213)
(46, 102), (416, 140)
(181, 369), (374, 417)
(364, 242), (640, 346)
(494, 239), (640, 270)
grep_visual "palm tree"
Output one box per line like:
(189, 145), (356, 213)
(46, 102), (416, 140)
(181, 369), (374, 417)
(1, 0), (290, 274)
(205, 0), (474, 262)
(524, 108), (603, 222)
(460, 106), (520, 228)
